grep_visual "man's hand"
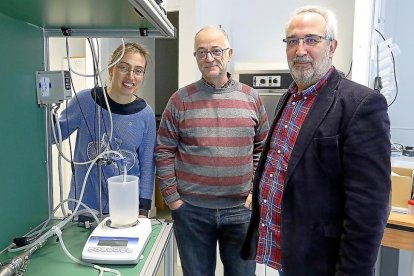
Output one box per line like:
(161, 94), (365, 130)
(245, 193), (253, 209)
(168, 199), (184, 210)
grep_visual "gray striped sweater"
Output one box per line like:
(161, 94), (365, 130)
(156, 79), (269, 208)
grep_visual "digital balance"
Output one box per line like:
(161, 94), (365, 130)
(82, 217), (152, 264)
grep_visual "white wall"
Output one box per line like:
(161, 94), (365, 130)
(352, 0), (376, 86)
(172, 0), (355, 87)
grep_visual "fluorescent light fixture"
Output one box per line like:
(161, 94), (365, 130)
(128, 0), (175, 38)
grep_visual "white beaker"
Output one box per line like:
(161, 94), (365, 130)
(107, 175), (139, 227)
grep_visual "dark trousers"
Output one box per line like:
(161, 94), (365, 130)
(172, 202), (256, 276)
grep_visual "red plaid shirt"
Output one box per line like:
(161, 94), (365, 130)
(255, 67), (334, 270)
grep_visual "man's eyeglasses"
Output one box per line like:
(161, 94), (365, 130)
(116, 62), (145, 76)
(194, 48), (229, 59)
(282, 35), (332, 47)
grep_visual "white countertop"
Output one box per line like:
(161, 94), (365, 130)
(392, 153), (414, 169)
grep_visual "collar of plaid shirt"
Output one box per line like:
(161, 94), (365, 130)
(288, 66), (335, 99)
(201, 72), (233, 89)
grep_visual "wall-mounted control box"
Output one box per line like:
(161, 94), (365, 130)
(36, 71), (72, 105)
(238, 70), (293, 92)
(235, 70), (293, 115)
(253, 75), (282, 88)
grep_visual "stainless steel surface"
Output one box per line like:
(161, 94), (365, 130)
(128, 0), (175, 37)
(235, 70), (293, 117)
(164, 235), (174, 276)
(140, 220), (174, 276)
(259, 92), (284, 117)
(0, 241), (45, 276)
(0, 0), (175, 38)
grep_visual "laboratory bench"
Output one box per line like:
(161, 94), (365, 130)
(381, 212), (414, 275)
(0, 219), (174, 276)
(383, 212), (414, 250)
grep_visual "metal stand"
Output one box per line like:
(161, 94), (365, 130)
(97, 104), (104, 219)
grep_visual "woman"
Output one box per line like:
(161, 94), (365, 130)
(55, 42), (156, 218)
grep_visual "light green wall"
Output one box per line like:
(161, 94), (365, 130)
(0, 12), (48, 249)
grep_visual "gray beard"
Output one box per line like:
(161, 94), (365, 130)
(288, 47), (331, 89)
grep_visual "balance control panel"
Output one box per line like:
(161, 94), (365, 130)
(82, 217), (152, 264)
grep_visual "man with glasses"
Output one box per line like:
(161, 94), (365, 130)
(156, 26), (269, 276)
(241, 6), (391, 276)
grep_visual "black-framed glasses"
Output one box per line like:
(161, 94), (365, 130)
(193, 48), (229, 59)
(282, 35), (332, 47)
(116, 62), (145, 76)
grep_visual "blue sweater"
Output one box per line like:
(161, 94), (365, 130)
(55, 87), (156, 213)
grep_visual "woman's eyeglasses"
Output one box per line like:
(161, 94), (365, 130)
(116, 62), (145, 76)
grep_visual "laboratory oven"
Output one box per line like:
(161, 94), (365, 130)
(235, 70), (293, 116)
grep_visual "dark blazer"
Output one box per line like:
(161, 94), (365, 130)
(241, 69), (391, 276)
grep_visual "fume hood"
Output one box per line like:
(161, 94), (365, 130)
(0, 0), (175, 38)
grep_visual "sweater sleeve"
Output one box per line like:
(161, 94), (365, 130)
(155, 93), (181, 205)
(252, 91), (270, 171)
(52, 90), (86, 144)
(137, 107), (156, 211)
